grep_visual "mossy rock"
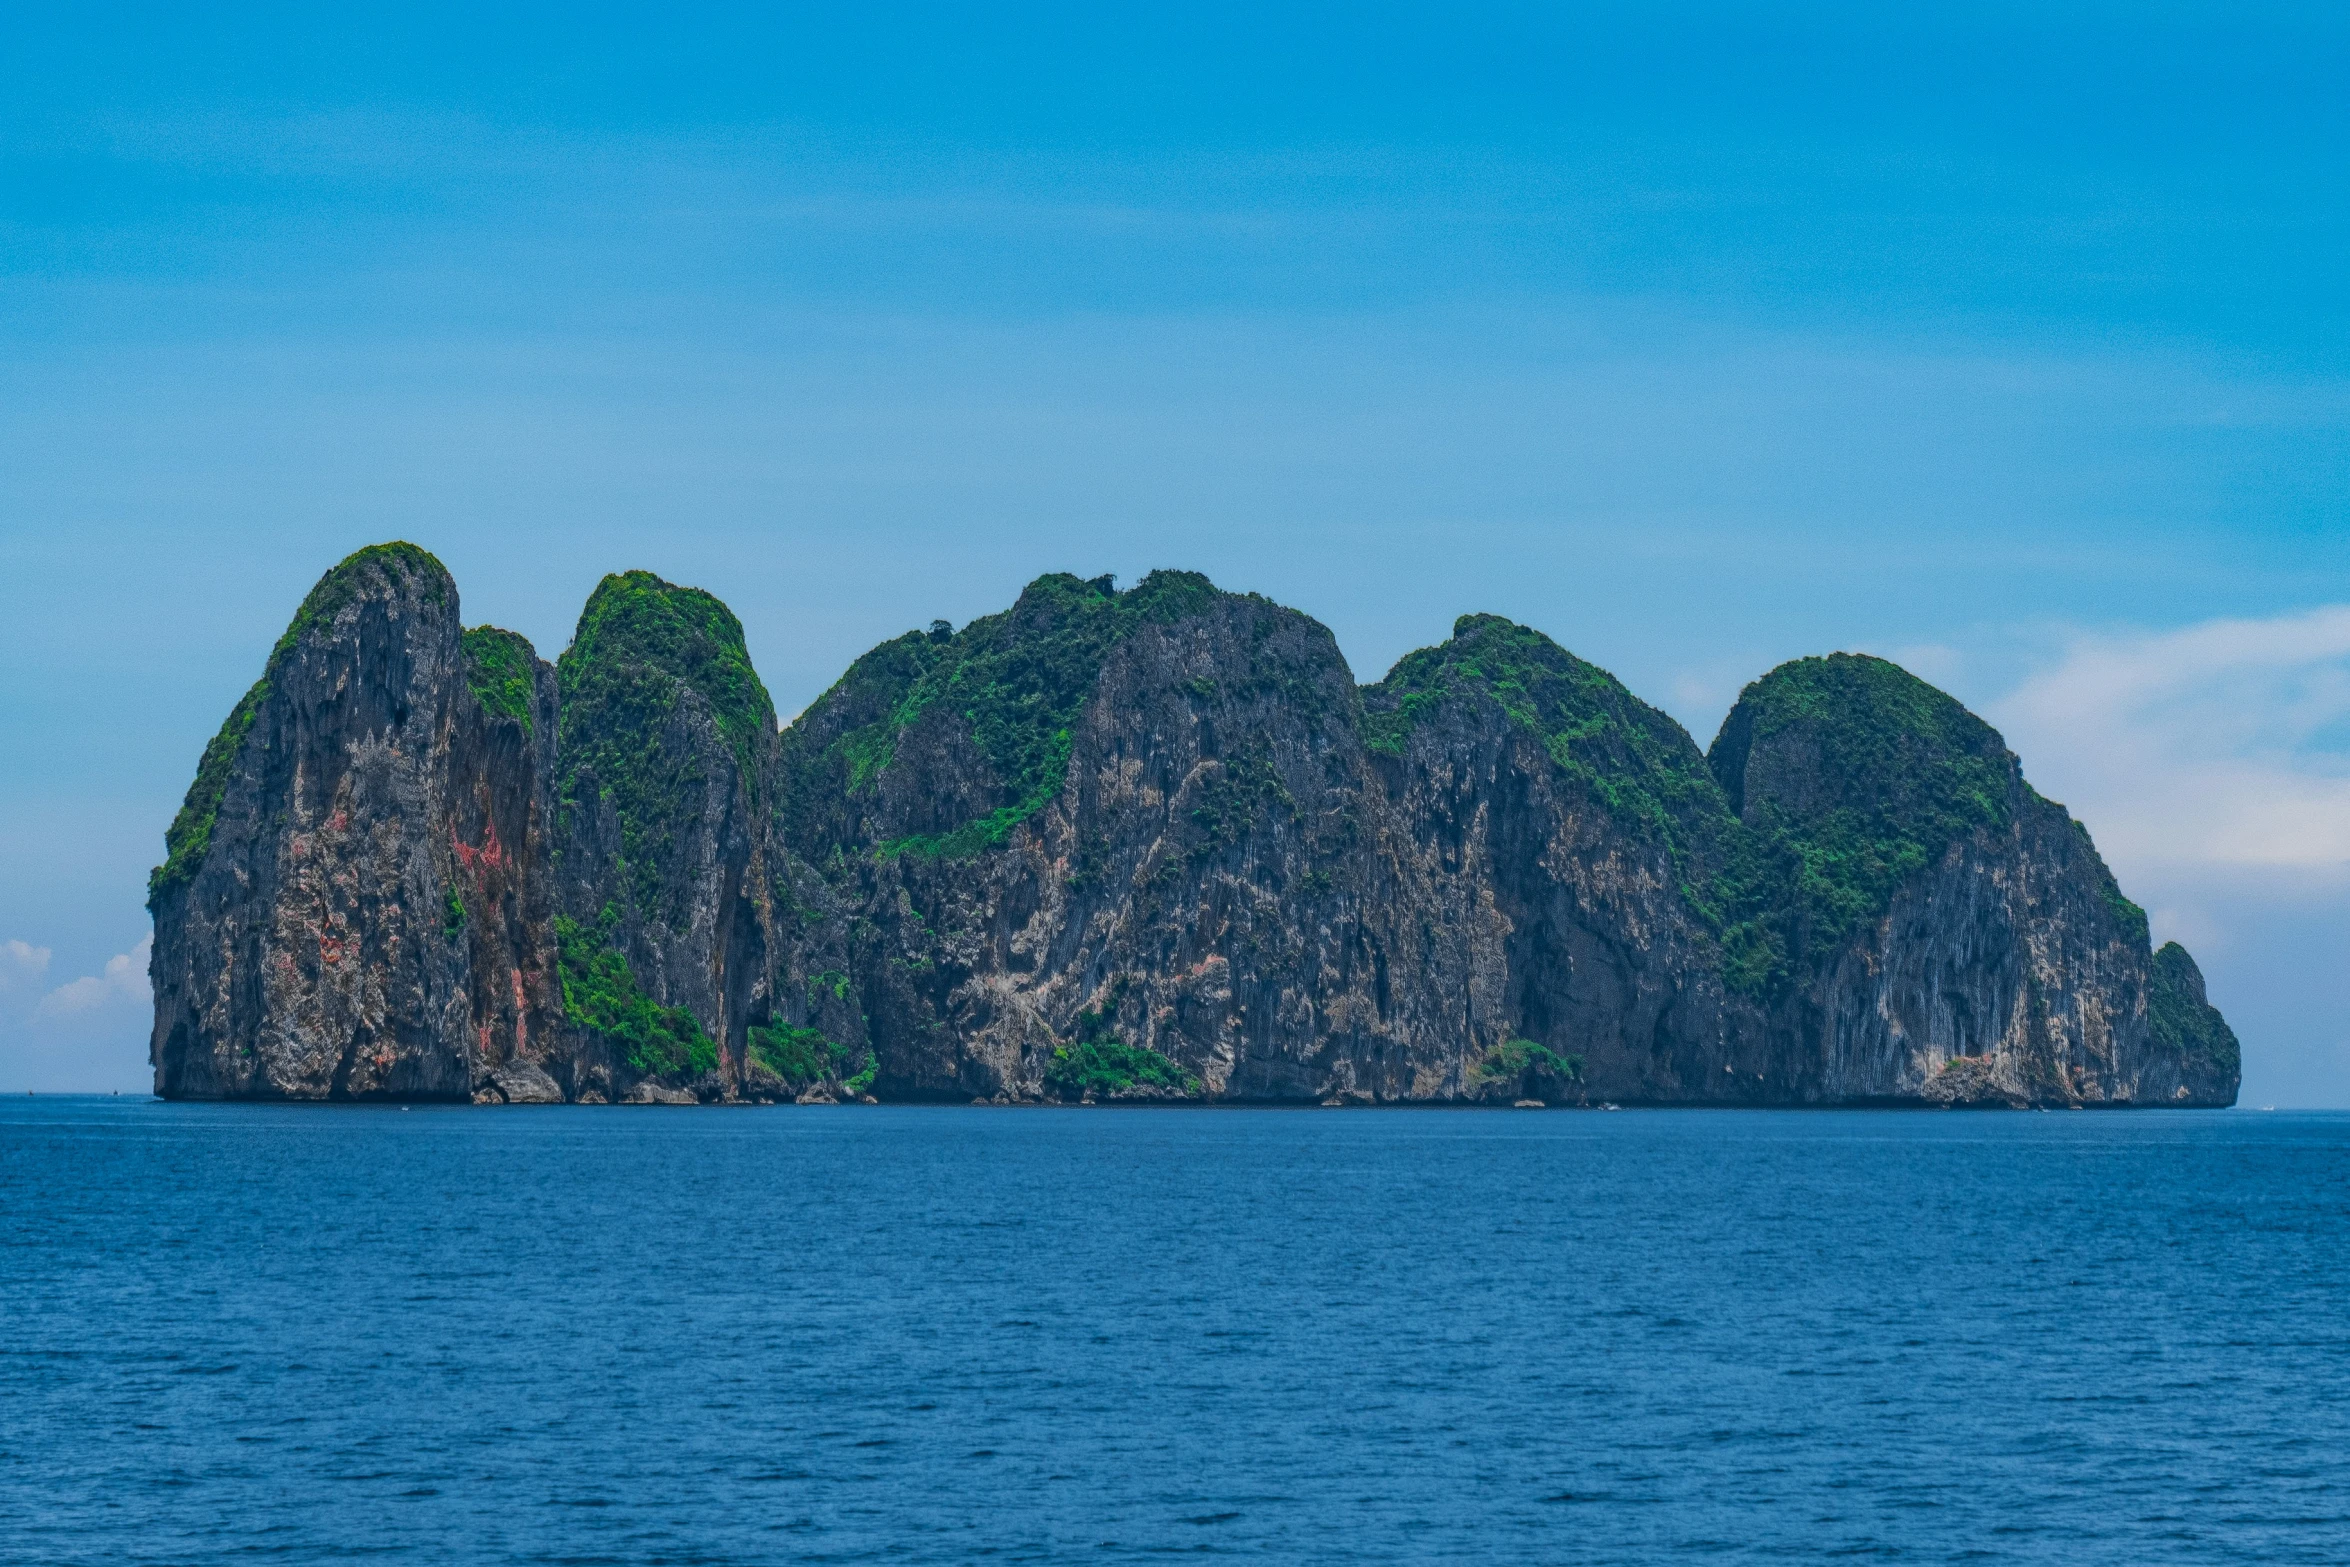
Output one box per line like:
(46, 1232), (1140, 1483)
(462, 626), (539, 732)
(150, 542), (454, 905)
(1472, 1037), (1584, 1085)
(1367, 613), (1729, 867)
(778, 569), (1228, 862)
(1044, 1037), (1197, 1100)
(745, 1018), (871, 1091)
(556, 570), (778, 912)
(554, 913), (718, 1081)
(2148, 940), (2240, 1079)
(1703, 653), (2021, 996)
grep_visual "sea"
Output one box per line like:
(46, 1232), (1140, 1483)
(3, 1097), (2346, 1565)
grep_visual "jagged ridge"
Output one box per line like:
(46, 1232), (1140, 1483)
(147, 545), (2242, 1108)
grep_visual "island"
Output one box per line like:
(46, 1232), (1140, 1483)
(145, 543), (2239, 1107)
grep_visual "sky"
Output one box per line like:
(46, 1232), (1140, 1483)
(3, 4), (2345, 1100)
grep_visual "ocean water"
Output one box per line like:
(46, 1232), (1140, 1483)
(3, 1099), (2346, 1564)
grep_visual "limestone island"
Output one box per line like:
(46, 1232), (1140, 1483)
(146, 544), (2239, 1108)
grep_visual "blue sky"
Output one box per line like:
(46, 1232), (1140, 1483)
(4, 4), (2346, 1098)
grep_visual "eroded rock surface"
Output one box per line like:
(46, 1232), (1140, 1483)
(147, 546), (564, 1100)
(149, 548), (2239, 1107)
(1710, 654), (2237, 1106)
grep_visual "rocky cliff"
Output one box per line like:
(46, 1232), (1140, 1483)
(545, 571), (781, 1104)
(147, 546), (566, 1101)
(1707, 654), (2238, 1107)
(149, 545), (2240, 1107)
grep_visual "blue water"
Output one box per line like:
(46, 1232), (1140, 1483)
(4, 1100), (2347, 1564)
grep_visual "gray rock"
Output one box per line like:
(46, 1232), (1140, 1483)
(480, 1062), (566, 1104)
(150, 554), (2240, 1109)
(147, 544), (565, 1102)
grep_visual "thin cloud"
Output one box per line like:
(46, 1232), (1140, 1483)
(1991, 605), (2350, 881)
(0, 939), (52, 991)
(36, 934), (153, 1018)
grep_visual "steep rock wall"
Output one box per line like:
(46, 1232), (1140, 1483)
(777, 595), (1775, 1104)
(451, 627), (568, 1103)
(147, 546), (563, 1100)
(772, 573), (1386, 1100)
(549, 571), (781, 1102)
(1712, 653), (2238, 1106)
(1361, 616), (1776, 1104)
(149, 550), (2241, 1108)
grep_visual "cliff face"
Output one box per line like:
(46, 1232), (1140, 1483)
(147, 546), (564, 1101)
(1358, 615), (1776, 1105)
(772, 572), (1396, 1102)
(449, 627), (568, 1102)
(770, 577), (1730, 1105)
(547, 572), (780, 1104)
(2148, 940), (2242, 1105)
(1708, 655), (2238, 1106)
(149, 547), (2241, 1107)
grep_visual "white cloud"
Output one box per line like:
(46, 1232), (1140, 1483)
(36, 934), (153, 1017)
(1990, 606), (2350, 885)
(0, 939), (51, 992)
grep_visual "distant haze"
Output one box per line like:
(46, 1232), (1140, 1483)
(3, 5), (2345, 1100)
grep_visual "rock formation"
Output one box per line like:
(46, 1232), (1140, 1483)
(544, 571), (782, 1104)
(148, 544), (2240, 1106)
(1708, 654), (2237, 1107)
(146, 546), (565, 1102)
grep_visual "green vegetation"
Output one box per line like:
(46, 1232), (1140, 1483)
(270, 541), (449, 661)
(553, 912), (719, 1080)
(1186, 750), (1295, 855)
(149, 676), (271, 904)
(1368, 613), (1733, 871)
(1473, 1037), (1584, 1083)
(884, 800), (1054, 862)
(1038, 979), (1195, 1097)
(782, 570), (1227, 861)
(561, 571), (774, 778)
(1700, 654), (2017, 997)
(2072, 817), (2153, 946)
(841, 1049), (878, 1096)
(2148, 941), (2240, 1078)
(149, 542), (455, 906)
(1045, 1038), (1197, 1098)
(745, 1018), (868, 1088)
(442, 882), (466, 941)
(556, 571), (778, 911)
(2098, 880), (2151, 946)
(1369, 631), (2056, 1002)
(746, 969), (872, 1090)
(461, 626), (538, 732)
(746, 1020), (828, 1081)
